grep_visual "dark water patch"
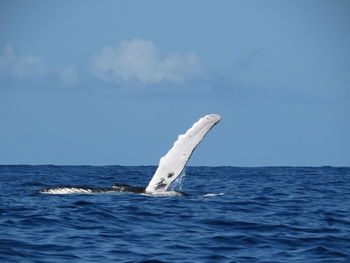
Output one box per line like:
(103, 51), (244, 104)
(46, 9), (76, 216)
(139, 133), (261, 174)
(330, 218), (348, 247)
(301, 245), (349, 258)
(137, 260), (167, 263)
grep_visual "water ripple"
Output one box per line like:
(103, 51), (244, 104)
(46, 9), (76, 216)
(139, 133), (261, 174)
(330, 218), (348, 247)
(0, 165), (349, 262)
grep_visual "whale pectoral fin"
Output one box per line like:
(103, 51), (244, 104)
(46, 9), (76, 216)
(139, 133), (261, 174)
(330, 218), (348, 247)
(145, 114), (221, 193)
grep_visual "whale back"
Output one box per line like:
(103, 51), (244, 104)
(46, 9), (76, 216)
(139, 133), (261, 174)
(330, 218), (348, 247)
(145, 114), (221, 193)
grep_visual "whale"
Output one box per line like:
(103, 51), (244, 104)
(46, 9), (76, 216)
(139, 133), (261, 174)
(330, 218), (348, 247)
(38, 114), (221, 196)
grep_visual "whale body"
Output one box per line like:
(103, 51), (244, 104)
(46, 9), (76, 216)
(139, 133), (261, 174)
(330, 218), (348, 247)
(38, 114), (221, 196)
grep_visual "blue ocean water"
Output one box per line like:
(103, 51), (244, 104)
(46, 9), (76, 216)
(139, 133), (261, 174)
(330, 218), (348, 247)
(0, 165), (349, 263)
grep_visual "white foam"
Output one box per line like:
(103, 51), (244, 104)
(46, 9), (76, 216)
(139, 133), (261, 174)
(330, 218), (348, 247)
(142, 190), (185, 197)
(202, 193), (225, 197)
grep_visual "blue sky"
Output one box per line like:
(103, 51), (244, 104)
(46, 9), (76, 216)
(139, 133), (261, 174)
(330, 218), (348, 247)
(0, 0), (349, 166)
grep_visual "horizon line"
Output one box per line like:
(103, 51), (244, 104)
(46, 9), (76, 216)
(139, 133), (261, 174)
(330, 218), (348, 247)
(0, 163), (348, 168)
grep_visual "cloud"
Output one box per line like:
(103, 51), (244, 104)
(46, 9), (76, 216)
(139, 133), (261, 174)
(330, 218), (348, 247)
(0, 44), (46, 78)
(91, 39), (203, 85)
(57, 65), (80, 84)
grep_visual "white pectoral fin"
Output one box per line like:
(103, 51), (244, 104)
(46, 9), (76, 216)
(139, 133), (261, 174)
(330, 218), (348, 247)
(145, 114), (221, 193)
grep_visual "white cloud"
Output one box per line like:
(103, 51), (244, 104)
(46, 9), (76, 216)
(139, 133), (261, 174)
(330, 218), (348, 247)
(92, 39), (203, 85)
(0, 44), (46, 78)
(57, 65), (79, 84)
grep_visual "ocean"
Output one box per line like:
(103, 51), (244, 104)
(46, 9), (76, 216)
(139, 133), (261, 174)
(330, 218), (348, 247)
(0, 165), (349, 263)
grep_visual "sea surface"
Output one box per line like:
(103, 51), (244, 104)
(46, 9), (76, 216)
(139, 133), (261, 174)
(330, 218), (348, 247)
(0, 165), (349, 263)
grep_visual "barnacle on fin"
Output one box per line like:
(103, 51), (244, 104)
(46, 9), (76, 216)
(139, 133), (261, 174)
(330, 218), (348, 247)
(155, 178), (167, 190)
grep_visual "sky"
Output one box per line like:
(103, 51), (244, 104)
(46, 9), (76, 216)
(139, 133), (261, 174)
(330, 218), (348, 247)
(0, 0), (349, 166)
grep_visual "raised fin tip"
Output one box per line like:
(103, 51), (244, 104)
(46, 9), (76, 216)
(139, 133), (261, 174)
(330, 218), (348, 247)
(205, 114), (221, 122)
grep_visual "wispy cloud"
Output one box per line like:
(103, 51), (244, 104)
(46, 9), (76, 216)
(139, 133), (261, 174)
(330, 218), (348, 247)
(57, 65), (80, 85)
(91, 38), (203, 85)
(235, 48), (266, 72)
(0, 44), (46, 78)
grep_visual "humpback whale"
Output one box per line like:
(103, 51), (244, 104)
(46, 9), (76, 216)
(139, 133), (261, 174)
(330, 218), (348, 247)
(38, 114), (221, 196)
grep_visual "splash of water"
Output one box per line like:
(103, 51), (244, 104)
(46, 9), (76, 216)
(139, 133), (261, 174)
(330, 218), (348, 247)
(168, 169), (186, 192)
